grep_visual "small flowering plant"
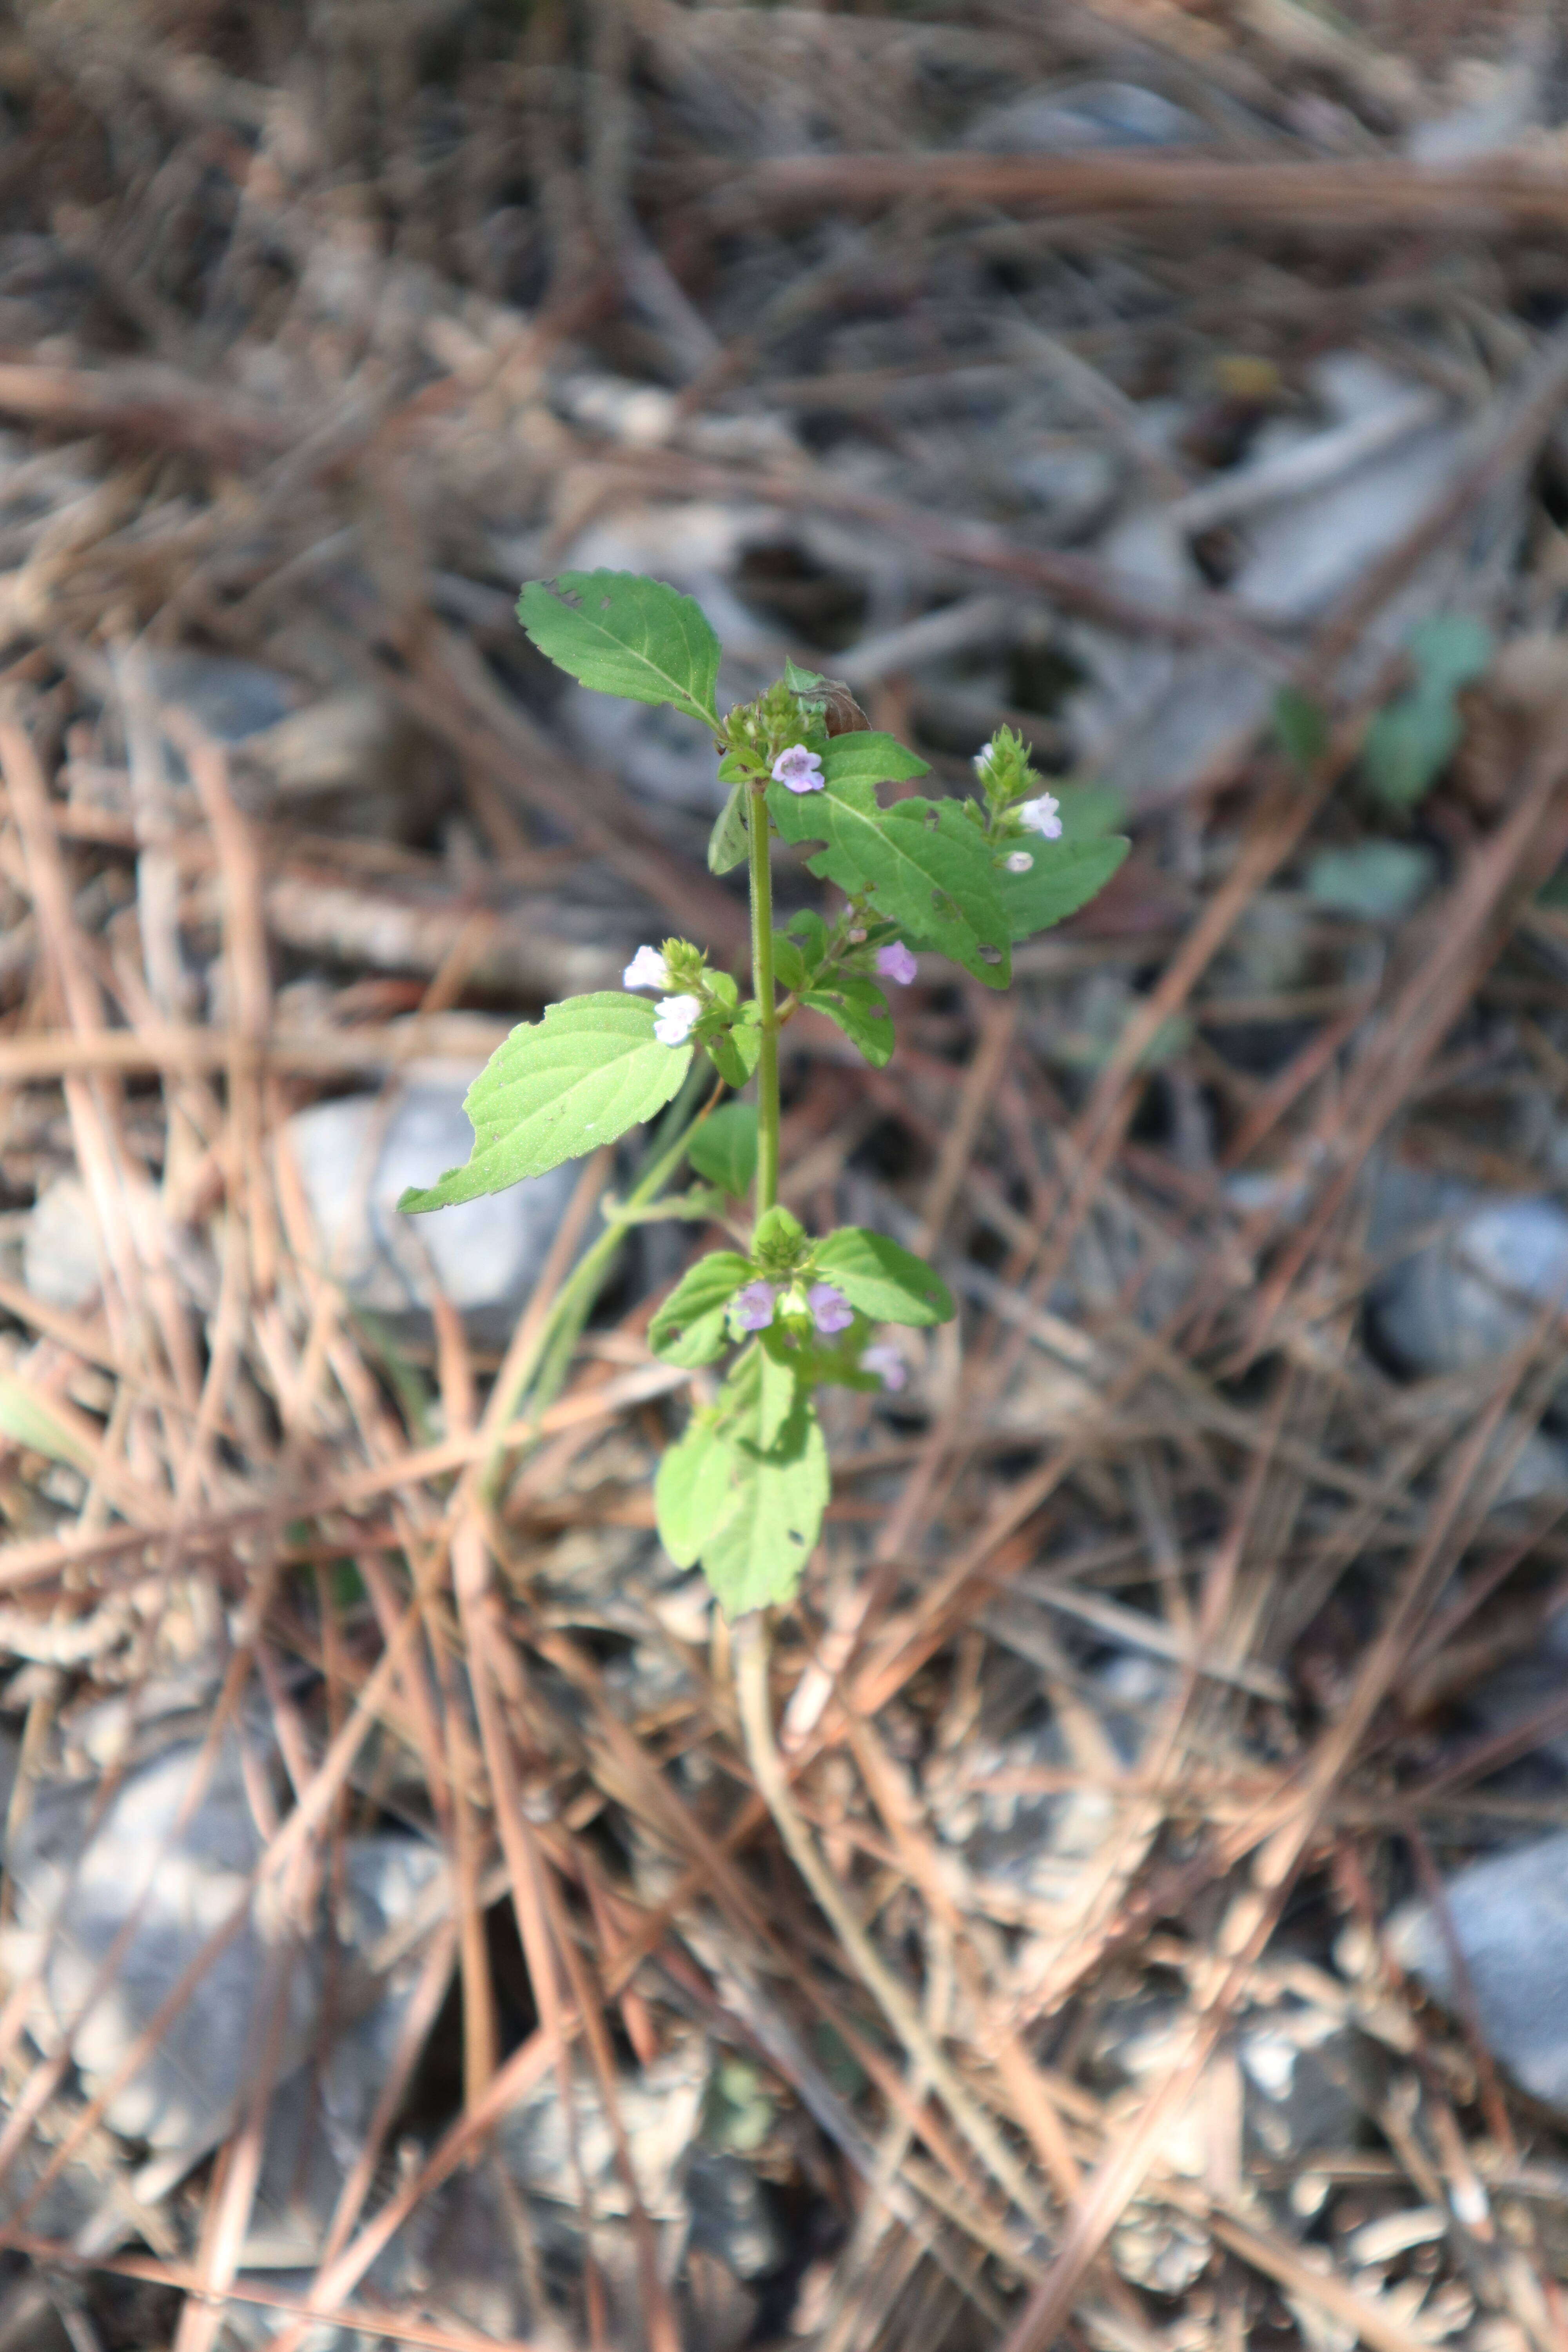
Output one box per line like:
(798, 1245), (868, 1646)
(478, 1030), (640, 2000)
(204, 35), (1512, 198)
(400, 572), (1127, 1616)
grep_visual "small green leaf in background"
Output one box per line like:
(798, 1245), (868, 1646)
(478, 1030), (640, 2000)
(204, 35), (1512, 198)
(757, 1342), (801, 1452)
(813, 1229), (954, 1325)
(699, 1390), (829, 1618)
(655, 1416), (739, 1567)
(649, 1251), (754, 1366)
(518, 570), (722, 731)
(708, 782), (750, 874)
(398, 993), (692, 1212)
(688, 1102), (759, 1197)
(1273, 685), (1330, 772)
(1306, 840), (1436, 921)
(1362, 613), (1493, 809)
(997, 834), (1130, 944)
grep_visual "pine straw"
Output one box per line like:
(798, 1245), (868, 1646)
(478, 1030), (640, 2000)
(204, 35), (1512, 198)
(1, 2), (1568, 2348)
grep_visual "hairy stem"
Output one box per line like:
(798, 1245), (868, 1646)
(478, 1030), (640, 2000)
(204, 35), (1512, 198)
(748, 781), (780, 1216)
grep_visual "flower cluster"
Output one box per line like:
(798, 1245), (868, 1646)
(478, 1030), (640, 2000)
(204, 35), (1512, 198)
(973, 725), (1065, 875)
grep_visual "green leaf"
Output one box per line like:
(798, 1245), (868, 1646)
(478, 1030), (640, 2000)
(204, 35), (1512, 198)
(1407, 613), (1493, 695)
(817, 732), (929, 789)
(771, 934), (809, 992)
(757, 1341), (802, 1453)
(801, 975), (895, 1067)
(813, 1228), (954, 1326)
(398, 993), (691, 1212)
(688, 1102), (759, 1197)
(1362, 615), (1493, 809)
(996, 834), (1129, 944)
(708, 782), (750, 875)
(700, 1391), (829, 1619)
(1305, 840), (1435, 920)
(702, 1021), (761, 1089)
(784, 909), (830, 968)
(783, 656), (829, 699)
(773, 776), (1011, 988)
(656, 1417), (740, 1570)
(517, 571), (722, 730)
(649, 1252), (754, 1366)
(1363, 697), (1459, 808)
(1272, 686), (1330, 772)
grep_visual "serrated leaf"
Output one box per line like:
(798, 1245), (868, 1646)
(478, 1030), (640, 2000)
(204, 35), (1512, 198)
(996, 834), (1130, 943)
(702, 1021), (761, 1089)
(813, 1228), (954, 1325)
(699, 1392), (829, 1619)
(656, 1417), (740, 1570)
(772, 777), (1011, 988)
(817, 732), (929, 789)
(649, 1251), (754, 1366)
(708, 782), (750, 874)
(398, 993), (691, 1212)
(801, 976), (895, 1067)
(688, 1102), (759, 1197)
(518, 571), (722, 729)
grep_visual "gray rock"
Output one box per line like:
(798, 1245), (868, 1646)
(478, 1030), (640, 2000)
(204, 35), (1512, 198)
(963, 82), (1204, 153)
(1388, 1833), (1568, 2107)
(22, 1174), (100, 1311)
(284, 1083), (581, 1336)
(0, 1733), (446, 2160)
(145, 652), (299, 744)
(1368, 1170), (1568, 1393)
(1240, 2012), (1366, 2161)
(685, 2149), (784, 2282)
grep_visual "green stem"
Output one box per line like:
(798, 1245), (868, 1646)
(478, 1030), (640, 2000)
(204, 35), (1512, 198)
(748, 780), (780, 1216)
(476, 1072), (718, 1504)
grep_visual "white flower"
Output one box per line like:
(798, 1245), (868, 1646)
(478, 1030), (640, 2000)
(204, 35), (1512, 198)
(1005, 850), (1034, 874)
(1018, 793), (1062, 840)
(653, 994), (701, 1047)
(973, 745), (996, 778)
(623, 944), (670, 992)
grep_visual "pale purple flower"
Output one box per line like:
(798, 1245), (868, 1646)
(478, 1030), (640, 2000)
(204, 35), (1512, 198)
(807, 1282), (853, 1336)
(771, 744), (824, 794)
(623, 944), (670, 992)
(730, 1279), (777, 1334)
(874, 941), (917, 987)
(1005, 850), (1034, 875)
(1018, 793), (1062, 840)
(653, 994), (701, 1047)
(862, 1342), (907, 1393)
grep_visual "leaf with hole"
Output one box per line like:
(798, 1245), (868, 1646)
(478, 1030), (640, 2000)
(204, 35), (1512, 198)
(518, 570), (722, 730)
(397, 994), (691, 1211)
